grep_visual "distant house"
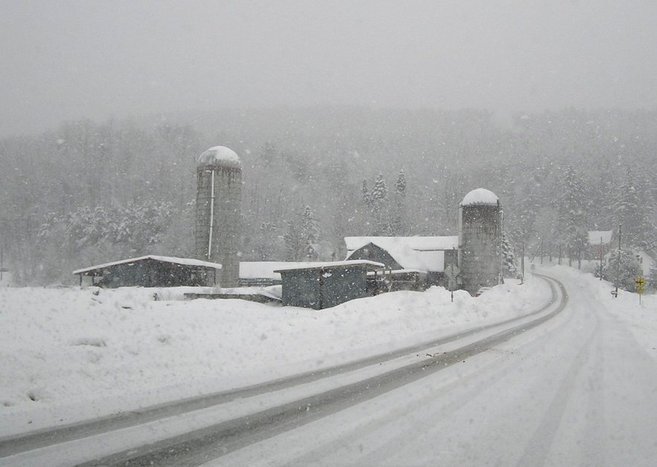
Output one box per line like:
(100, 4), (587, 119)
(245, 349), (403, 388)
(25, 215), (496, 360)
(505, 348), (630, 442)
(344, 236), (459, 288)
(588, 230), (614, 259)
(274, 260), (384, 309)
(73, 255), (222, 288)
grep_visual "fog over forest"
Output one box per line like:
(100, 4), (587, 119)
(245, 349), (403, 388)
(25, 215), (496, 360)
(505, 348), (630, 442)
(1, 1), (656, 284)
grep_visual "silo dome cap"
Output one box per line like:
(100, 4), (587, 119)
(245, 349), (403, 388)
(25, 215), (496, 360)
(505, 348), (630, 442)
(461, 188), (499, 206)
(197, 146), (241, 168)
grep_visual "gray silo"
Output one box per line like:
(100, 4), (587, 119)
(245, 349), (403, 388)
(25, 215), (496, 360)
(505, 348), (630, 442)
(195, 146), (242, 287)
(458, 188), (502, 295)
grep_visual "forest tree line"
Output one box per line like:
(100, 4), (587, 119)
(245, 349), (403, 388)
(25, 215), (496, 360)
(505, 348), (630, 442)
(0, 107), (656, 286)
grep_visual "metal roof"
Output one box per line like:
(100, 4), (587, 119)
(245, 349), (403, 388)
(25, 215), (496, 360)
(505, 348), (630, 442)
(73, 255), (222, 275)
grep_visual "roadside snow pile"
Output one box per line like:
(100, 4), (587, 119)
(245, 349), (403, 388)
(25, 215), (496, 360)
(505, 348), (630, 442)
(0, 277), (550, 436)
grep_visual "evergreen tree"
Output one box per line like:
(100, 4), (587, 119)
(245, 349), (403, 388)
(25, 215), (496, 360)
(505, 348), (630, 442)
(602, 249), (643, 292)
(371, 174), (390, 235)
(299, 205), (320, 260)
(557, 166), (589, 267)
(391, 169), (407, 235)
(254, 222), (278, 260)
(362, 179), (372, 209)
(501, 233), (517, 278)
(648, 262), (657, 293)
(614, 168), (656, 251)
(283, 219), (303, 261)
(284, 206), (320, 261)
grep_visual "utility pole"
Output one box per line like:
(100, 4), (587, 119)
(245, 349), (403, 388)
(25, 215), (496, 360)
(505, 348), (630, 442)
(614, 223), (622, 298)
(599, 236), (603, 280)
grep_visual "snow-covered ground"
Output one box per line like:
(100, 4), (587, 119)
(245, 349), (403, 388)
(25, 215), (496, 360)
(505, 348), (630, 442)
(544, 264), (657, 353)
(1, 277), (551, 437)
(209, 266), (657, 467)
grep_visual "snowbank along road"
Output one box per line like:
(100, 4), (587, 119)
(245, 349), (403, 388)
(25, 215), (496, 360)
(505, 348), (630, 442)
(1, 273), (572, 466)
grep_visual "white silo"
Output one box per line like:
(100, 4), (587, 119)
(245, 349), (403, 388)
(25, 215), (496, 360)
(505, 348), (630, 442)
(195, 146), (242, 287)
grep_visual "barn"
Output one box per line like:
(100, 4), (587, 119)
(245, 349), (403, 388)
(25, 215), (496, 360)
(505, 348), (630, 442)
(73, 255), (222, 288)
(344, 236), (459, 288)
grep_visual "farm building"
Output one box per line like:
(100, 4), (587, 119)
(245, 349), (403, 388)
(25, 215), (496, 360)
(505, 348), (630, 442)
(275, 260), (384, 310)
(344, 236), (459, 289)
(458, 188), (503, 295)
(73, 255), (222, 288)
(588, 230), (614, 256)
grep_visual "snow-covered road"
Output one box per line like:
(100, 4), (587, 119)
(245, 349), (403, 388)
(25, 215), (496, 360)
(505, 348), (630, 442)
(208, 268), (657, 467)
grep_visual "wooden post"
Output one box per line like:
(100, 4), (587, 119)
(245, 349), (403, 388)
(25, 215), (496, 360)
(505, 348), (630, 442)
(599, 238), (603, 280)
(520, 243), (525, 284)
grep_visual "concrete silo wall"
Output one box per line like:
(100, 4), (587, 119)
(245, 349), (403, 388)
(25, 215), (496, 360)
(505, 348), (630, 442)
(459, 204), (501, 295)
(195, 166), (242, 287)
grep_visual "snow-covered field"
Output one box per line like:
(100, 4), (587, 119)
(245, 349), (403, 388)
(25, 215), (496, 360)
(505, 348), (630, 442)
(0, 277), (553, 437)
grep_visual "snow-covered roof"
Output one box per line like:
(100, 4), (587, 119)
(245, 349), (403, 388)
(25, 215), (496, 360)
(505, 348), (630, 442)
(461, 188), (499, 206)
(73, 255), (222, 275)
(346, 241), (445, 272)
(197, 146), (241, 169)
(345, 236), (456, 273)
(274, 260), (385, 273)
(588, 230), (613, 245)
(344, 236), (458, 252)
(239, 262), (327, 280)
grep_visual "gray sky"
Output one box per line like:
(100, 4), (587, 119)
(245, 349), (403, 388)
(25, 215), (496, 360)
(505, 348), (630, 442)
(2, 0), (657, 136)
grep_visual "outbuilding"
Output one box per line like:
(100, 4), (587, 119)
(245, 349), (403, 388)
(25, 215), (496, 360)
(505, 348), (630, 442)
(344, 236), (459, 289)
(274, 260), (384, 310)
(73, 255), (222, 288)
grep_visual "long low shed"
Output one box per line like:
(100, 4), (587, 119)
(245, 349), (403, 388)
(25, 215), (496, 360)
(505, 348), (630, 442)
(73, 255), (222, 287)
(274, 260), (384, 310)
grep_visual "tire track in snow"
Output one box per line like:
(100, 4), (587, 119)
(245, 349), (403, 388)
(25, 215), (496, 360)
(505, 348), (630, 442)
(285, 277), (576, 467)
(84, 275), (567, 467)
(514, 295), (601, 467)
(0, 277), (555, 459)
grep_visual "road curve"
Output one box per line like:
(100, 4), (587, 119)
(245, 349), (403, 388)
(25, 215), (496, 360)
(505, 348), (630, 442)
(0, 275), (560, 461)
(80, 275), (567, 467)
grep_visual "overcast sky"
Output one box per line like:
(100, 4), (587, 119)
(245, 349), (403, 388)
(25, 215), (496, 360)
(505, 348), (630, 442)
(2, 0), (657, 136)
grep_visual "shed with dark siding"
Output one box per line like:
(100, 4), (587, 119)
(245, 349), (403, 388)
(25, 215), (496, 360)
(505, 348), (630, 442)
(73, 255), (222, 288)
(274, 261), (384, 310)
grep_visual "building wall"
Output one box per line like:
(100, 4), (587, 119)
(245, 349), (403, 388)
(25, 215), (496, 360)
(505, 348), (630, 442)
(459, 204), (502, 294)
(280, 269), (322, 309)
(320, 268), (368, 308)
(280, 267), (369, 309)
(195, 166), (242, 287)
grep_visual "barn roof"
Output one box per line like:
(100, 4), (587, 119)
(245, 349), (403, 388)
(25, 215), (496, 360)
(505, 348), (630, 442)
(344, 236), (458, 252)
(346, 241), (445, 272)
(73, 255), (222, 275)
